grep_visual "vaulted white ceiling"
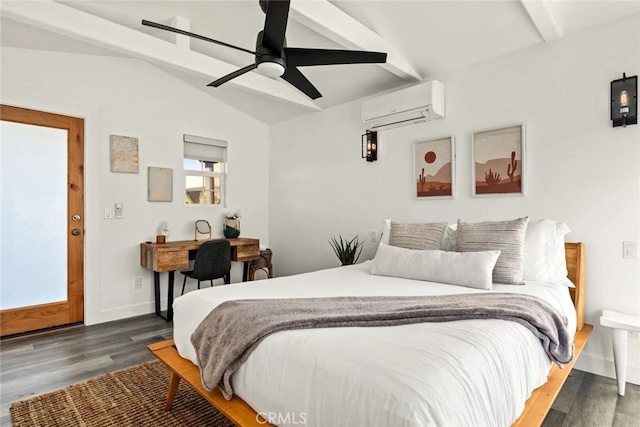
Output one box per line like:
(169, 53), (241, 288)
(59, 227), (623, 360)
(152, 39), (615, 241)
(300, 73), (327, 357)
(2, 0), (639, 124)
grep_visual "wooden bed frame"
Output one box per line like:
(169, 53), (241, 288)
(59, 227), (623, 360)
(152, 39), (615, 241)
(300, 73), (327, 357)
(149, 242), (592, 427)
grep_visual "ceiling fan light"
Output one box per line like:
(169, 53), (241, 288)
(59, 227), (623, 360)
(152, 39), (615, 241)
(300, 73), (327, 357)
(257, 61), (285, 79)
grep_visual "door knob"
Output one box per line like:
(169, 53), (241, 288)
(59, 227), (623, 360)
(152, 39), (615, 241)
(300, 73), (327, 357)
(72, 214), (81, 221)
(71, 229), (81, 236)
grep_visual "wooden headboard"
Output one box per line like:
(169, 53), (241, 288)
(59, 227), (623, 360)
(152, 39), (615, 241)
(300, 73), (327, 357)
(564, 242), (585, 331)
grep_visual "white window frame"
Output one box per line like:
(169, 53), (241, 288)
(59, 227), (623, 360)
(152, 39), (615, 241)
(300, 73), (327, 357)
(183, 134), (227, 206)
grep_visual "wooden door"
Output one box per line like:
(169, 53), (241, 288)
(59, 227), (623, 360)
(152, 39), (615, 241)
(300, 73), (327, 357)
(0, 105), (84, 336)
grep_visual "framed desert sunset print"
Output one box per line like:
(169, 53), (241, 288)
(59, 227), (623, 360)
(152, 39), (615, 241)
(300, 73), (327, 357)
(472, 124), (525, 196)
(414, 136), (455, 199)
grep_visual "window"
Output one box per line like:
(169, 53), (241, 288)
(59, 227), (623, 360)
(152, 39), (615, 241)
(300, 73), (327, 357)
(183, 134), (227, 205)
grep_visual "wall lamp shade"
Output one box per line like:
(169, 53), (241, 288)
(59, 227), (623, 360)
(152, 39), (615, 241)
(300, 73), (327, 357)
(361, 131), (378, 162)
(611, 73), (637, 127)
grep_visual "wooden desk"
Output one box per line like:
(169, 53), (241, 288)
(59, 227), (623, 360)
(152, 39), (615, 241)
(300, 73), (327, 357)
(140, 238), (260, 321)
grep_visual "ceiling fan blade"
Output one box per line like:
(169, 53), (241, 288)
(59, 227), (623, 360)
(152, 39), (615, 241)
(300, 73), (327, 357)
(261, 0), (290, 53)
(281, 66), (322, 100)
(285, 48), (387, 67)
(207, 63), (258, 87)
(142, 20), (256, 55)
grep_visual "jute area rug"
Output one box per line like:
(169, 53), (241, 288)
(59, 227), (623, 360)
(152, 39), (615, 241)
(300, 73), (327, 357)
(10, 360), (235, 427)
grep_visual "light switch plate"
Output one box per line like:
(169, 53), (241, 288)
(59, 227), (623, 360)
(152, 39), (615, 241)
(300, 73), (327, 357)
(115, 202), (123, 219)
(623, 241), (638, 259)
(104, 207), (113, 219)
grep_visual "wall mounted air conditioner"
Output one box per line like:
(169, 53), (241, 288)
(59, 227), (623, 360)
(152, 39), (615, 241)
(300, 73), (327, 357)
(361, 80), (445, 131)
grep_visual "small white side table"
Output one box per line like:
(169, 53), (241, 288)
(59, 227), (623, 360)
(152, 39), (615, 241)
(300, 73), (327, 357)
(600, 310), (640, 396)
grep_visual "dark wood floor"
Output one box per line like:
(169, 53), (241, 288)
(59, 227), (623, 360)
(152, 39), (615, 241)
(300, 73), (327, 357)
(1, 314), (638, 427)
(0, 314), (172, 426)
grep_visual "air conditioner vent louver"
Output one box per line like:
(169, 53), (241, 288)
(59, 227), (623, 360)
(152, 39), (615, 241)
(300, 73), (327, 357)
(365, 108), (430, 130)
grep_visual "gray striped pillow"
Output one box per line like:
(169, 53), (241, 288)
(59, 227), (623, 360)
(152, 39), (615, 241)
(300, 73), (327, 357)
(456, 217), (529, 285)
(389, 222), (447, 250)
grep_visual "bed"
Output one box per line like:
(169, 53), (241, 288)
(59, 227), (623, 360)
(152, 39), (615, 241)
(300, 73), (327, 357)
(149, 220), (591, 427)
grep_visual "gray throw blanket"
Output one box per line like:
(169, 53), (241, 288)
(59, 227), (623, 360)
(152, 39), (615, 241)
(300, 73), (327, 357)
(191, 293), (573, 400)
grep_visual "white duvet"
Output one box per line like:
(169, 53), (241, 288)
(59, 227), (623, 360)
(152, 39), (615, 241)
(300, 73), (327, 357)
(173, 261), (576, 427)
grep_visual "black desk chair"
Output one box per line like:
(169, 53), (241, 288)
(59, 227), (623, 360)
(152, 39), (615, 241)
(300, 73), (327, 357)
(180, 240), (231, 295)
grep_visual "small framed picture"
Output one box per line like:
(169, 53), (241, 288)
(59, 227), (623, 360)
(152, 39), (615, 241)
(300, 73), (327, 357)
(414, 136), (455, 199)
(148, 167), (173, 202)
(472, 124), (525, 196)
(110, 135), (139, 173)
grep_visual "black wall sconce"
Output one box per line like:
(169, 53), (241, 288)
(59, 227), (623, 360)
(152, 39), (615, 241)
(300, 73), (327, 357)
(361, 131), (378, 162)
(611, 73), (637, 127)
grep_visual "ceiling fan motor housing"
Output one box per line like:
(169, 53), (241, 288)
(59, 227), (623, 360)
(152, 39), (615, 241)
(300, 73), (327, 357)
(256, 30), (286, 77)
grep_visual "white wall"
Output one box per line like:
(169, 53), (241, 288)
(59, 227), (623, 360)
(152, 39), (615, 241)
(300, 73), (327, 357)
(1, 47), (270, 324)
(270, 15), (640, 383)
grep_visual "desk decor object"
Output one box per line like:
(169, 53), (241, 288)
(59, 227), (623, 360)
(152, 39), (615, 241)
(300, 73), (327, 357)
(223, 212), (241, 238)
(156, 221), (169, 243)
(472, 124), (525, 196)
(110, 135), (139, 173)
(195, 220), (212, 240)
(160, 221), (169, 236)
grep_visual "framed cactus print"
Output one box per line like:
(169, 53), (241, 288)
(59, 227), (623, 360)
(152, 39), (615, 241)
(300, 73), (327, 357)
(472, 124), (525, 196)
(414, 136), (455, 199)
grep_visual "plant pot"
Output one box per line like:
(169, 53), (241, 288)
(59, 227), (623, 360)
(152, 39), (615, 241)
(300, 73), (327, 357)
(223, 219), (240, 238)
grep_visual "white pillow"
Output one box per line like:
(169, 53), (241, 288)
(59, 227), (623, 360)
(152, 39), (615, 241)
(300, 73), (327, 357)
(441, 224), (457, 251)
(522, 219), (573, 286)
(381, 219), (391, 245)
(371, 243), (500, 290)
(550, 222), (573, 286)
(523, 219), (556, 281)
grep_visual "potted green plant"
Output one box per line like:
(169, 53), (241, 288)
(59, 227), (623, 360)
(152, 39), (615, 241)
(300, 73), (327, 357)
(329, 235), (364, 265)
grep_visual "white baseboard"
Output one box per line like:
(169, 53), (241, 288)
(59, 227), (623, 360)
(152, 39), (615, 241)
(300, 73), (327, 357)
(574, 352), (640, 386)
(87, 302), (156, 325)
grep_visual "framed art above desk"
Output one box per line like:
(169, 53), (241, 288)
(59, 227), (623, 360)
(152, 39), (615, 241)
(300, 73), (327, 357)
(140, 238), (260, 321)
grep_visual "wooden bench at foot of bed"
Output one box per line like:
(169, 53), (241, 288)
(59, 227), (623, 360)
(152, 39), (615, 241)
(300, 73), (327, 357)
(149, 324), (592, 427)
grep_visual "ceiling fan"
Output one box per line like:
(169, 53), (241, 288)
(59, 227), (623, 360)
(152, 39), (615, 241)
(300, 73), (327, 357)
(142, 0), (387, 100)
